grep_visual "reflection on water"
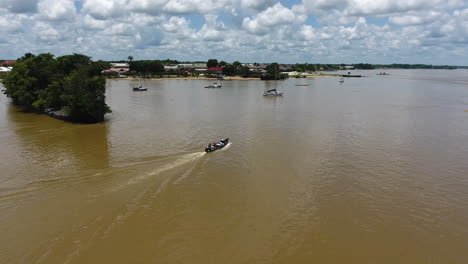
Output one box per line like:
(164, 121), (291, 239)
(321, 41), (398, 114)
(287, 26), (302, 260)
(1, 70), (468, 263)
(3, 104), (110, 188)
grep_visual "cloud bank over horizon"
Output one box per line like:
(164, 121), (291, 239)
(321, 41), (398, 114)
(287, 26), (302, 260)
(1, 0), (467, 65)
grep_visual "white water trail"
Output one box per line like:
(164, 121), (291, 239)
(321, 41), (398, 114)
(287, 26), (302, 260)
(125, 152), (206, 186)
(219, 142), (232, 151)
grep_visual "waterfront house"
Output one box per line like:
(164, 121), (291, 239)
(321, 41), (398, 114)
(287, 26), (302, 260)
(1, 60), (16, 67)
(207, 66), (222, 73)
(245, 63), (267, 74)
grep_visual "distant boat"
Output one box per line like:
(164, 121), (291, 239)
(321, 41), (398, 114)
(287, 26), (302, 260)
(377, 72), (390, 75)
(342, 72), (361, 77)
(133, 85), (147, 91)
(205, 81), (222, 88)
(263, 88), (283, 96)
(339, 77), (344, 82)
(263, 67), (283, 96)
(133, 78), (148, 91)
(295, 84), (309, 86)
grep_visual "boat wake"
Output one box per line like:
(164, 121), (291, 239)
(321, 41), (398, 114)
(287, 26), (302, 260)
(219, 142), (232, 151)
(120, 152), (206, 188)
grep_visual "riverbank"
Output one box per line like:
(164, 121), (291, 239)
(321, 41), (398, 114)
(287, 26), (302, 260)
(112, 76), (260, 81)
(108, 74), (337, 81)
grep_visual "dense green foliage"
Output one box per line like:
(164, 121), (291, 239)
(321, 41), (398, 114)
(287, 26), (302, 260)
(353, 63), (375, 69)
(129, 60), (164, 76)
(261, 63), (287, 80)
(207, 59), (218, 68)
(375, 64), (459, 69)
(2, 53), (111, 123)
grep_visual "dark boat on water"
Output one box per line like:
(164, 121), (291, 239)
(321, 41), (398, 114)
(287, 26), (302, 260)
(133, 85), (147, 91)
(205, 138), (229, 152)
(263, 88), (283, 96)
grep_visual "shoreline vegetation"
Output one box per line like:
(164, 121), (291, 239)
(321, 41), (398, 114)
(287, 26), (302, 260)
(105, 73), (339, 81)
(2, 53), (111, 123)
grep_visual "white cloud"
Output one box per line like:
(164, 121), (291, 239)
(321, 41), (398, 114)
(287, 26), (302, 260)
(38, 0), (76, 21)
(162, 0), (228, 14)
(102, 23), (136, 36)
(0, 12), (26, 32)
(197, 15), (226, 41)
(0, 0), (37, 13)
(32, 22), (61, 42)
(127, 0), (168, 14)
(0, 0), (467, 64)
(240, 0), (276, 10)
(389, 11), (443, 26)
(82, 0), (127, 20)
(303, 0), (466, 16)
(242, 3), (305, 34)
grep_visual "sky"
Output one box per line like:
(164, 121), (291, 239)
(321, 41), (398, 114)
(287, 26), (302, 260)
(0, 0), (467, 65)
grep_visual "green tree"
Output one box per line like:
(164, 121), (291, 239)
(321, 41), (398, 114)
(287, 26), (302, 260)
(3, 52), (111, 123)
(219, 61), (227, 68)
(207, 59), (218, 68)
(240, 66), (251, 77)
(127, 55), (134, 63)
(2, 62), (36, 107)
(265, 63), (280, 79)
(62, 67), (110, 123)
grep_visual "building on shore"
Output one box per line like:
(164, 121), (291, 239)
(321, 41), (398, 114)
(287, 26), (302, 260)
(102, 63), (130, 75)
(244, 63), (267, 74)
(0, 60), (16, 67)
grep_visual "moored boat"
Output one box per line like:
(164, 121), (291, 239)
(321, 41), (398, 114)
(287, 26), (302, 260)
(133, 85), (147, 91)
(205, 82), (222, 88)
(263, 88), (283, 96)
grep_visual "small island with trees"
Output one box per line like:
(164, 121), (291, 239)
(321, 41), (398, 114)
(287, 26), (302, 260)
(2, 53), (111, 123)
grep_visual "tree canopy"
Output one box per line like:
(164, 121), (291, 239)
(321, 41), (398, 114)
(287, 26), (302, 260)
(207, 59), (218, 68)
(2, 53), (111, 123)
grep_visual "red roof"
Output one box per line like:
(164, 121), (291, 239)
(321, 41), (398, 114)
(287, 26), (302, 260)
(1, 60), (16, 65)
(207, 67), (222, 71)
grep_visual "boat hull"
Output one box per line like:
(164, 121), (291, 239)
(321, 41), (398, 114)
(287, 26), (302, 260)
(205, 138), (229, 152)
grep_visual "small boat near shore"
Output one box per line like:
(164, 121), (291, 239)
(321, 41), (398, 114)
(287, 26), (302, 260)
(205, 82), (222, 88)
(263, 88), (283, 96)
(205, 138), (229, 152)
(133, 85), (147, 91)
(342, 74), (361, 77)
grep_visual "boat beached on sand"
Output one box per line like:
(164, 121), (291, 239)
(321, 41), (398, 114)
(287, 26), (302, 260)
(205, 138), (229, 152)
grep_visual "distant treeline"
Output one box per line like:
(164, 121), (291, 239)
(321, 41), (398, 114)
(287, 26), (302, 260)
(374, 64), (464, 69)
(296, 63), (466, 70)
(2, 53), (111, 123)
(125, 59), (262, 78)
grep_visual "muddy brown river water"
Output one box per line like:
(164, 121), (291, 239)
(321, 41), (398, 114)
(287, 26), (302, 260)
(1, 70), (468, 263)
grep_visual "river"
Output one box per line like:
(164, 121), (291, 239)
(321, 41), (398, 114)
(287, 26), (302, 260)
(1, 70), (468, 263)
